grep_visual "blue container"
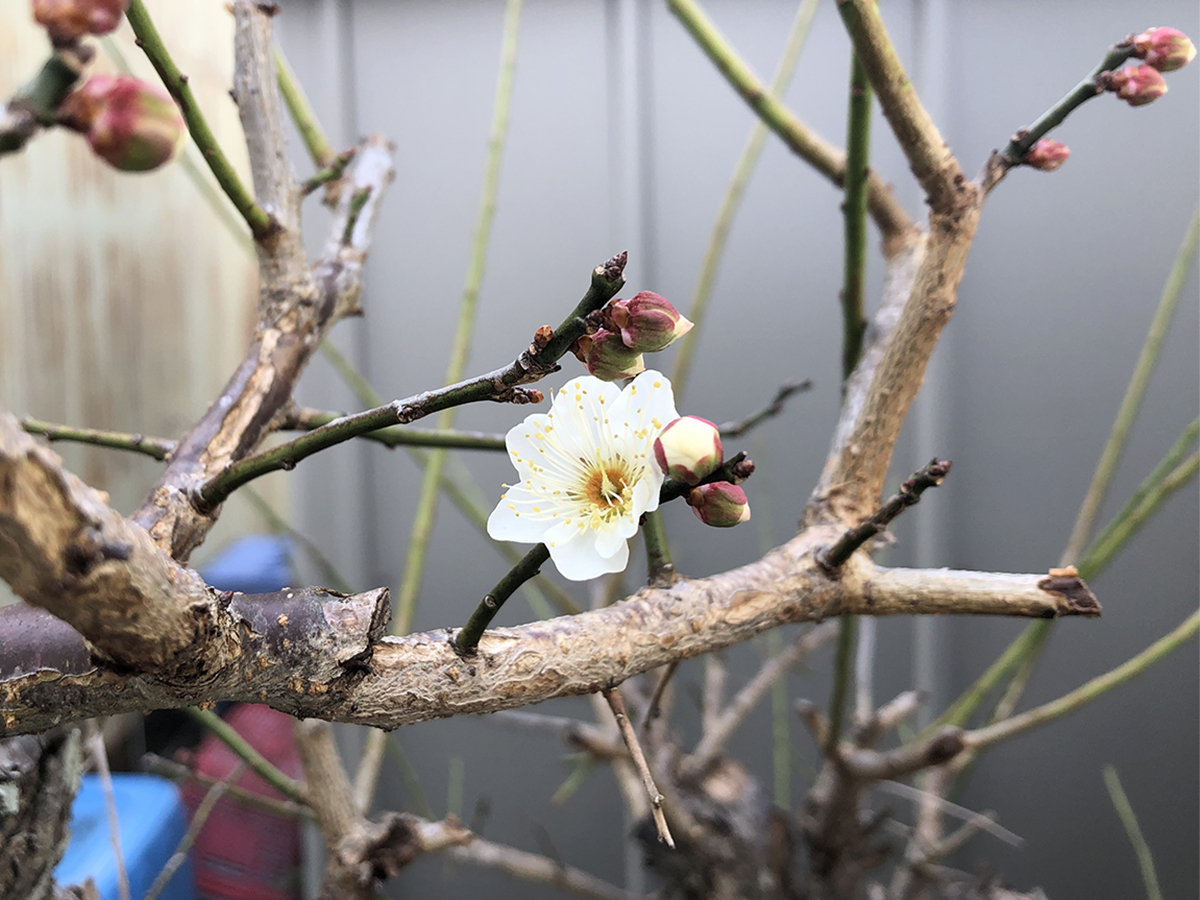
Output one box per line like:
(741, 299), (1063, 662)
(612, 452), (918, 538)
(55, 774), (196, 900)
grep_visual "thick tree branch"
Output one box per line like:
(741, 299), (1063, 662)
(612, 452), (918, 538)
(1, 509), (1097, 735)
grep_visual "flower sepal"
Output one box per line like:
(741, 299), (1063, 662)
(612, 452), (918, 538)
(686, 482), (751, 528)
(605, 291), (694, 353)
(571, 330), (646, 381)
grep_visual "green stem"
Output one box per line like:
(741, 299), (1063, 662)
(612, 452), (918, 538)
(642, 510), (675, 586)
(274, 46), (335, 167)
(965, 611), (1199, 750)
(301, 148), (356, 196)
(840, 46), (872, 383)
(125, 0), (275, 240)
(395, 0), (522, 637)
(199, 254), (625, 506)
(1062, 209), (1199, 562)
(19, 417), (175, 461)
(1102, 766), (1164, 900)
(825, 617), (856, 756)
(287, 409), (505, 450)
(996, 44), (1139, 172)
(183, 707), (305, 802)
(768, 629), (791, 809)
(456, 543), (551, 653)
(1078, 451), (1199, 577)
(665, 0), (911, 240)
(671, 0), (819, 401)
(0, 53), (83, 154)
(929, 423), (1199, 737)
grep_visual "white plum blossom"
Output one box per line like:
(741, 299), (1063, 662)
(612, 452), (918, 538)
(487, 370), (680, 581)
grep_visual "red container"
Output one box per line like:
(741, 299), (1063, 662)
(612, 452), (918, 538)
(181, 705), (302, 900)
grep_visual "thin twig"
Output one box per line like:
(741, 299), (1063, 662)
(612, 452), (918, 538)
(642, 510), (678, 587)
(682, 622), (837, 779)
(981, 40), (1140, 193)
(20, 417), (175, 461)
(1102, 766), (1164, 900)
(840, 35), (873, 383)
(871, 781), (1022, 848)
(1062, 208), (1199, 561)
(143, 762), (247, 900)
(818, 459), (952, 570)
(142, 754), (309, 820)
(671, 0), (820, 400)
(825, 616), (857, 756)
(715, 380), (813, 438)
(1080, 450), (1199, 579)
(300, 147), (356, 196)
(965, 610), (1199, 751)
(198, 252), (627, 506)
(456, 544), (551, 653)
(86, 723), (131, 900)
(643, 661), (680, 736)
(125, 0), (275, 240)
(448, 835), (633, 900)
(183, 707), (304, 802)
(835, 0), (962, 213)
(665, 0), (912, 244)
(0, 49), (88, 155)
(603, 688), (674, 848)
(274, 46), (335, 167)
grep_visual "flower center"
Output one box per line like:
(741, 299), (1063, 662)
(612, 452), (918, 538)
(583, 465), (631, 514)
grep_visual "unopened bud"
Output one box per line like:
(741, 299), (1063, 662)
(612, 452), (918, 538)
(1022, 139), (1070, 172)
(654, 416), (723, 485)
(59, 75), (184, 172)
(607, 291), (694, 353)
(686, 482), (750, 528)
(33, 0), (128, 43)
(571, 329), (645, 381)
(1133, 27), (1196, 72)
(1105, 64), (1168, 107)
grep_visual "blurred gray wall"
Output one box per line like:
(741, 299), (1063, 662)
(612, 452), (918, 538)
(277, 1), (1198, 897)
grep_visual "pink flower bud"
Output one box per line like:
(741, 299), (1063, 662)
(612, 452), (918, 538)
(33, 0), (128, 43)
(1133, 27), (1196, 72)
(607, 291), (694, 353)
(1022, 139), (1070, 172)
(1106, 64), (1168, 107)
(58, 75), (184, 172)
(571, 330), (646, 381)
(654, 416), (723, 485)
(686, 482), (750, 528)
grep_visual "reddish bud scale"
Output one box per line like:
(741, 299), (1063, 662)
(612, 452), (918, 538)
(571, 329), (645, 382)
(686, 482), (751, 528)
(33, 0), (128, 43)
(607, 291), (694, 353)
(1106, 64), (1168, 107)
(1022, 139), (1070, 172)
(59, 75), (185, 172)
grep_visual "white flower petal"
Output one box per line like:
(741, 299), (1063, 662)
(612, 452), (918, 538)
(631, 476), (657, 517)
(549, 527), (629, 581)
(594, 524), (630, 559)
(486, 486), (555, 544)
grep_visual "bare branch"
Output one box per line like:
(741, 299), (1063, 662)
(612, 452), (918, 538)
(604, 688), (674, 848)
(682, 622), (838, 780)
(835, 0), (965, 213)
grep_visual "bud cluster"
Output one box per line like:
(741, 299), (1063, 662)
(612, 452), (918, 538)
(652, 417), (752, 528)
(571, 291), (693, 382)
(1100, 27), (1194, 108)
